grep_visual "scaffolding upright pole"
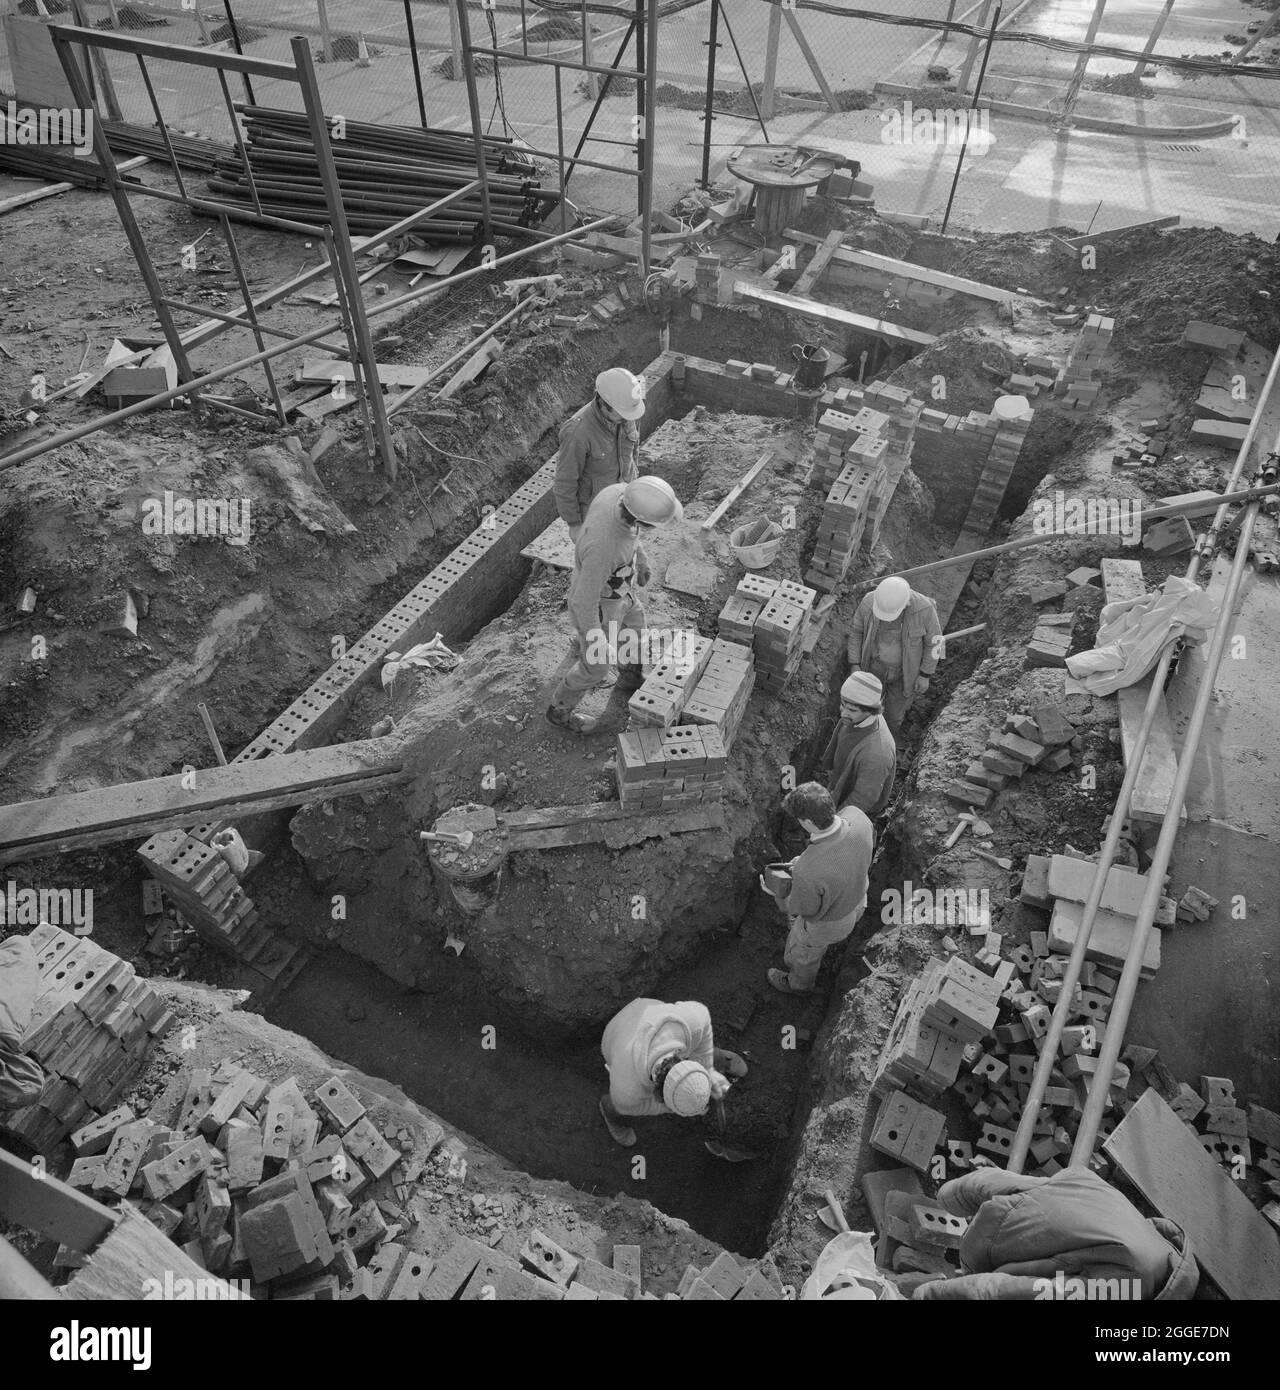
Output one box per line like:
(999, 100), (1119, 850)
(291, 36), (398, 480)
(451, 0), (494, 242)
(700, 0), (721, 190)
(1058, 0), (1111, 128)
(940, 0), (1001, 235)
(637, 0), (659, 273)
(403, 0), (429, 127)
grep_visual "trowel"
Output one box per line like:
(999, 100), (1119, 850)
(816, 1188), (851, 1233)
(420, 829), (475, 850)
(703, 1097), (759, 1163)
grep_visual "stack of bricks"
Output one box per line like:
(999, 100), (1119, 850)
(614, 725), (728, 810)
(628, 632), (712, 729)
(716, 576), (815, 694)
(1025, 611), (1076, 668)
(1055, 313), (1113, 409)
(1, 925), (175, 1153)
(947, 703), (1079, 808)
(693, 253), (721, 302)
(806, 461), (884, 593)
(808, 407), (887, 488)
(138, 829), (267, 963)
(871, 958), (977, 1101)
(1112, 420), (1168, 469)
(678, 637), (755, 748)
(671, 1249), (788, 1301)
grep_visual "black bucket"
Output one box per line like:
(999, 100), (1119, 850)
(791, 342), (829, 392)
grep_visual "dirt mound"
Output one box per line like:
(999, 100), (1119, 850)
(438, 53), (496, 79)
(884, 326), (1020, 419)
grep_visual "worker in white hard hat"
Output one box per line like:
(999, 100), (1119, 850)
(760, 783), (871, 996)
(819, 670), (897, 818)
(847, 575), (942, 735)
(547, 476), (682, 735)
(599, 997), (748, 1146)
(553, 368), (645, 543)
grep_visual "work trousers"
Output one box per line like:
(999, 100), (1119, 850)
(552, 591), (646, 709)
(869, 658), (911, 735)
(783, 902), (864, 991)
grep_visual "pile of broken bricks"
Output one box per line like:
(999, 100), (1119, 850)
(1112, 417), (1171, 470)
(945, 702), (1080, 811)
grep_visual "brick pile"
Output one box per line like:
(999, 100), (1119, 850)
(1054, 313), (1113, 409)
(1, 925), (175, 1153)
(678, 637), (755, 747)
(670, 1249), (788, 1301)
(1025, 611), (1076, 669)
(808, 407), (888, 488)
(693, 253), (721, 302)
(627, 631), (713, 728)
(614, 725), (728, 810)
(715, 576), (815, 694)
(946, 703), (1080, 809)
(139, 830), (263, 958)
(806, 462), (884, 593)
(1112, 419), (1169, 469)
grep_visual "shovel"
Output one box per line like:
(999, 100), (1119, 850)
(703, 1097), (759, 1163)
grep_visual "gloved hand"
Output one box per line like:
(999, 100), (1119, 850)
(708, 1070), (731, 1100)
(568, 524), (583, 544)
(634, 555), (651, 587)
(914, 675), (931, 695)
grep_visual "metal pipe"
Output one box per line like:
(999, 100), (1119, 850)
(1009, 345), (1280, 1170)
(456, 41), (644, 80)
(221, 0), (256, 104)
(940, 0), (1001, 235)
(565, 21), (638, 186)
(387, 297), (535, 416)
(50, 19), (288, 79)
(718, 2), (771, 142)
(403, 0), (429, 126)
(641, 0), (660, 272)
(1059, 0), (1111, 128)
(452, 0), (494, 244)
(700, 0), (721, 190)
(857, 483), (1280, 589)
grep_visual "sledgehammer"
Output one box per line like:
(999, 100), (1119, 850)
(419, 830), (475, 850)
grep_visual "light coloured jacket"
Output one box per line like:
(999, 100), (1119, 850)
(566, 483), (649, 638)
(601, 998), (715, 1118)
(917, 1167), (1198, 1300)
(553, 401), (639, 529)
(0, 935), (46, 1110)
(781, 816), (872, 925)
(847, 589), (942, 692)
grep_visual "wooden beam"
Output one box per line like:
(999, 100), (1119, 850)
(1062, 215), (1180, 247)
(0, 741), (405, 864)
(65, 1204), (250, 1300)
(733, 281), (937, 347)
(760, 2), (782, 121)
(792, 229), (843, 298)
(0, 155), (147, 220)
(783, 229), (1018, 303)
(297, 360), (435, 388)
(506, 803), (725, 851)
(701, 451), (772, 531)
(780, 9), (839, 113)
(0, 1146), (116, 1255)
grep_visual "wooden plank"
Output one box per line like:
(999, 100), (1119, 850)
(521, 517), (576, 571)
(435, 340), (501, 401)
(1062, 215), (1180, 248)
(1104, 1088), (1280, 1301)
(793, 230), (843, 298)
(1101, 559), (1184, 824)
(502, 802), (641, 832)
(297, 360), (435, 388)
(701, 452), (773, 531)
(64, 1205), (250, 1300)
(0, 1146), (115, 1254)
(783, 229), (1020, 304)
(509, 804), (724, 852)
(0, 155), (147, 219)
(0, 741), (403, 862)
(733, 281), (937, 347)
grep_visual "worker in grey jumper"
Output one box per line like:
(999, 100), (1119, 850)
(0, 935), (46, 1111)
(553, 368), (644, 541)
(546, 476), (682, 735)
(598, 997), (747, 1146)
(847, 576), (942, 734)
(760, 783), (873, 995)
(819, 670), (897, 817)
(915, 1168), (1198, 1301)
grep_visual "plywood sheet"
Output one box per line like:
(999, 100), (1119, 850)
(1104, 1088), (1280, 1301)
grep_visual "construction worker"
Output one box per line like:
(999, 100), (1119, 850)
(598, 997), (747, 1146)
(0, 934), (46, 1111)
(819, 671), (897, 818)
(553, 368), (645, 542)
(760, 783), (872, 996)
(847, 576), (942, 735)
(914, 1167), (1198, 1300)
(546, 475), (682, 735)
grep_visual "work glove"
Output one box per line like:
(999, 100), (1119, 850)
(914, 675), (931, 695)
(708, 1070), (731, 1100)
(634, 555), (651, 587)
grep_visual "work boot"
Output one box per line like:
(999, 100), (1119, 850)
(545, 703), (596, 735)
(599, 1096), (636, 1147)
(767, 968), (813, 997)
(614, 662), (645, 694)
(713, 1048), (749, 1079)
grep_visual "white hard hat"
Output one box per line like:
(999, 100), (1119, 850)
(662, 1060), (711, 1116)
(872, 576), (911, 621)
(841, 671), (883, 708)
(596, 367), (646, 420)
(622, 475), (683, 526)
